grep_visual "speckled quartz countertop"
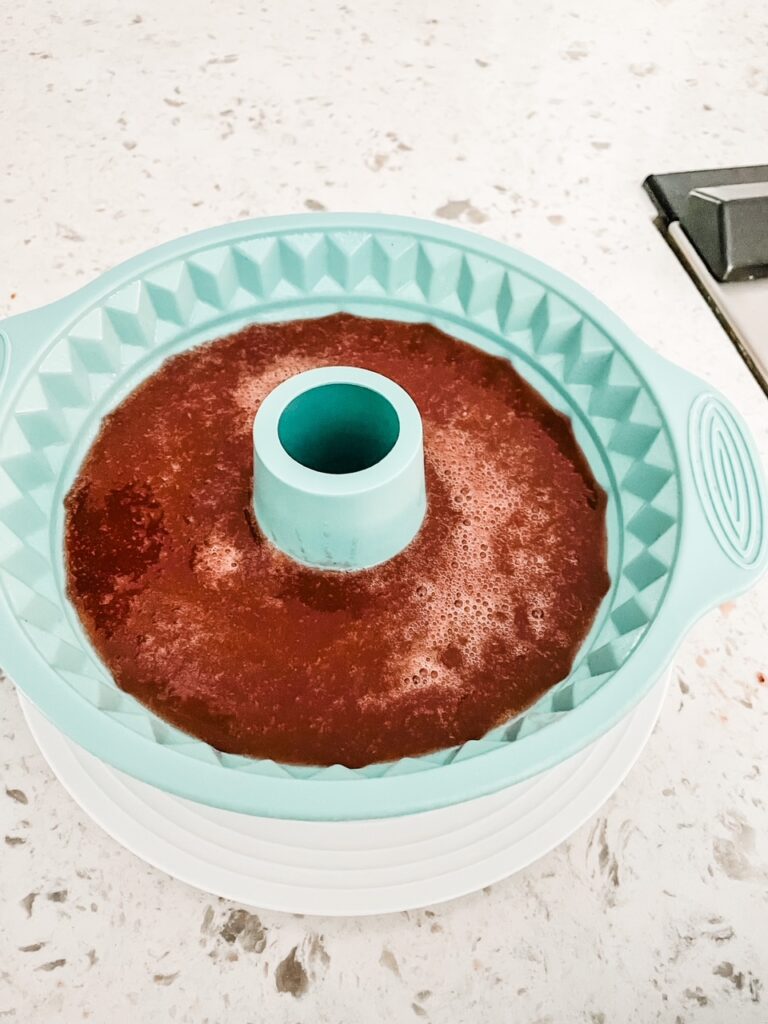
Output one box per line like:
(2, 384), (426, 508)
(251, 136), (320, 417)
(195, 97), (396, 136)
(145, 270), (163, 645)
(2, 1), (768, 1021)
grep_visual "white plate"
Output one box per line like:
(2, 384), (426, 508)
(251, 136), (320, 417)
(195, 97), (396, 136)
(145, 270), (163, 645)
(19, 672), (669, 916)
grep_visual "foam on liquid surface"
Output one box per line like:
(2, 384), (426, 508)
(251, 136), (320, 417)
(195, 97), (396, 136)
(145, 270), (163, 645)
(65, 315), (609, 766)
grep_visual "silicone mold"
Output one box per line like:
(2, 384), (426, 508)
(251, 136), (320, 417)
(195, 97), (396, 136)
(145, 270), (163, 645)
(0, 213), (765, 820)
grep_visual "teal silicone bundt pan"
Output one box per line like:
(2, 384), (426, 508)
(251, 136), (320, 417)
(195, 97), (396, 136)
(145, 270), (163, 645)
(0, 214), (765, 820)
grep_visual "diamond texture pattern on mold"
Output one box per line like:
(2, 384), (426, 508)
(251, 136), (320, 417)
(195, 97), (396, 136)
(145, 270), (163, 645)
(0, 228), (679, 777)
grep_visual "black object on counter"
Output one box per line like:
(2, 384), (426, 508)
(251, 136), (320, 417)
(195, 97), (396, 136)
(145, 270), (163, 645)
(644, 165), (768, 282)
(643, 165), (768, 395)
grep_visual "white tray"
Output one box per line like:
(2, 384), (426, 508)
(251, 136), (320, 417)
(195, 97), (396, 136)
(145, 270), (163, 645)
(19, 671), (669, 916)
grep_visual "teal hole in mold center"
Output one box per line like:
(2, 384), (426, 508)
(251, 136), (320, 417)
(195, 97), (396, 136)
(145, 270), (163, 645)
(277, 382), (401, 475)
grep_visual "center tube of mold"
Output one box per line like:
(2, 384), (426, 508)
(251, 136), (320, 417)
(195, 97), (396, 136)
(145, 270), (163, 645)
(252, 366), (427, 570)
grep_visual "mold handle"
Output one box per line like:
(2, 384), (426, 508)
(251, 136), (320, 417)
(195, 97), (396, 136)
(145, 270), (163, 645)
(641, 349), (768, 630)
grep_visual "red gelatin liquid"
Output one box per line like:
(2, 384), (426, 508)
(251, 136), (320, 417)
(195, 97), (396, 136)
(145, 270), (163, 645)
(65, 315), (609, 767)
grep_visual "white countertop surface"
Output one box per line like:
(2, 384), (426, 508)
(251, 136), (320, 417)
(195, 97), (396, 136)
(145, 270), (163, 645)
(1, 1), (767, 1021)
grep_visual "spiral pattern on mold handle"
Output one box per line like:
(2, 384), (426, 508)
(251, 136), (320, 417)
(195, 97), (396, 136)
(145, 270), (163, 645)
(689, 394), (765, 568)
